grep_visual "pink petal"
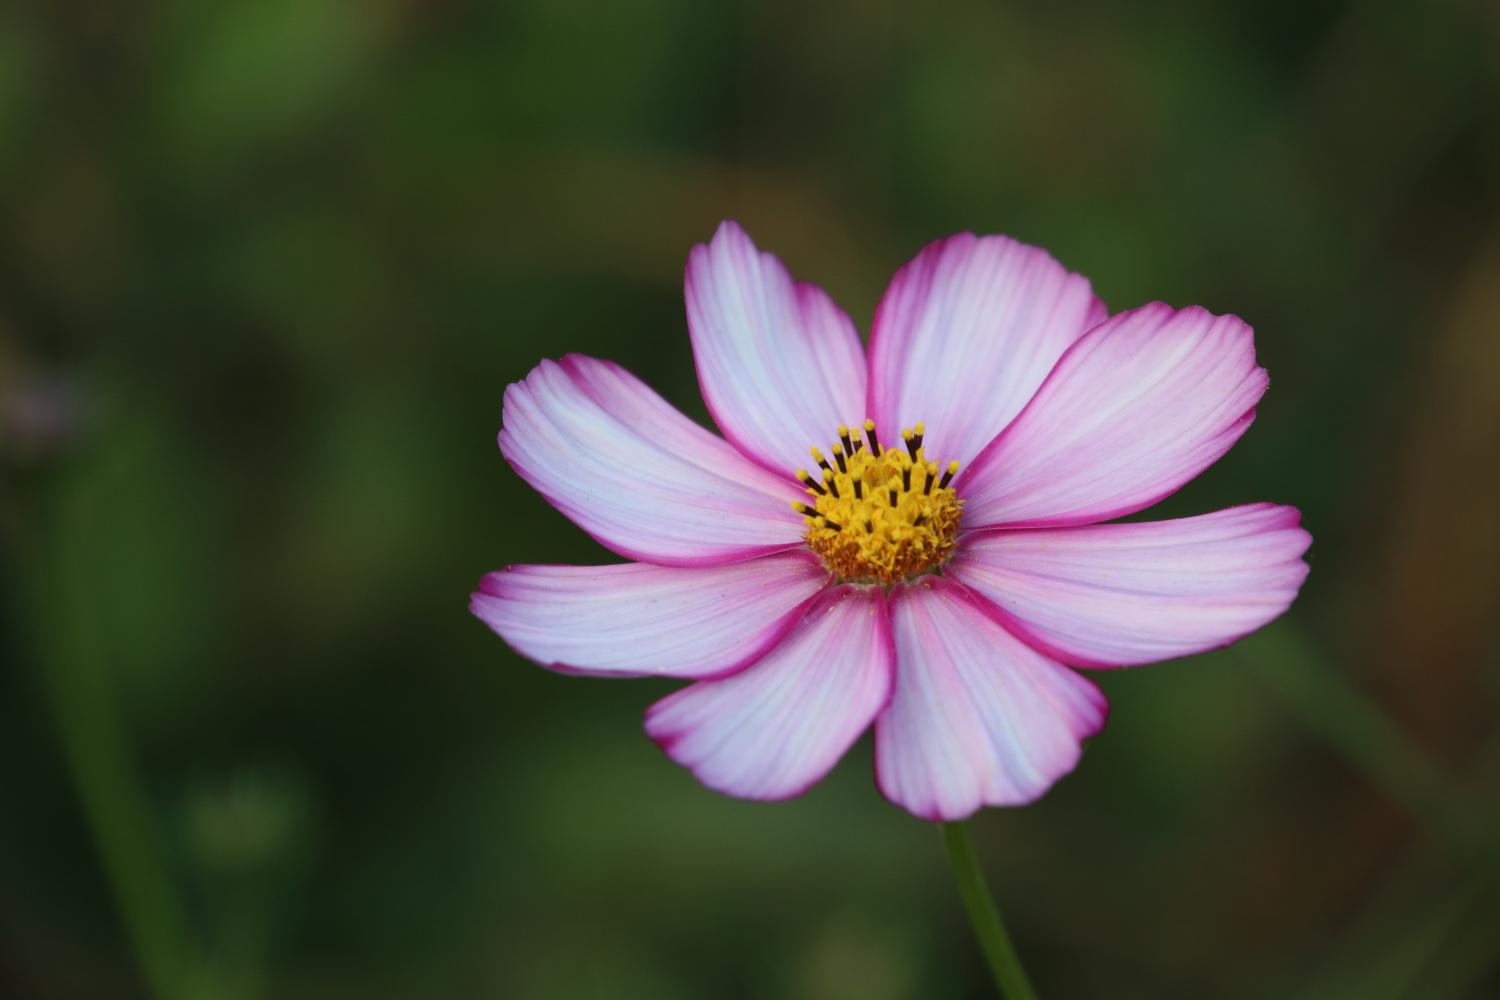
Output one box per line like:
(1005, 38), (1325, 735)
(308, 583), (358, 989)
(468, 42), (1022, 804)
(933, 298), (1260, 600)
(875, 578), (1107, 821)
(957, 303), (1267, 529)
(471, 551), (832, 679)
(686, 221), (868, 477)
(500, 355), (808, 566)
(867, 233), (1107, 470)
(947, 505), (1312, 668)
(645, 585), (894, 801)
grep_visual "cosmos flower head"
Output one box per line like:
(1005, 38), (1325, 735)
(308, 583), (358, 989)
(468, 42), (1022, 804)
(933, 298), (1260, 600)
(471, 221), (1310, 821)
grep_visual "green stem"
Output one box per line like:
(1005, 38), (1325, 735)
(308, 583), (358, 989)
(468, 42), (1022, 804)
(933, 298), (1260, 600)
(941, 821), (1039, 1000)
(23, 471), (192, 1000)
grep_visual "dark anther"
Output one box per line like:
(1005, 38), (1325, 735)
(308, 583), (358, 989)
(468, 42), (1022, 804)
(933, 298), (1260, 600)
(888, 489), (899, 508)
(840, 428), (856, 457)
(863, 420), (881, 456)
(820, 517), (844, 531)
(833, 446), (848, 475)
(797, 471), (826, 495)
(913, 514), (926, 527)
(923, 468), (935, 495)
(939, 463), (957, 489)
(853, 479), (863, 499)
(902, 467), (912, 491)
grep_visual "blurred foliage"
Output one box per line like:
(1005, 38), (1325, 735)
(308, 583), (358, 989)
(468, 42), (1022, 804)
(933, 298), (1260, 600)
(1, 0), (1499, 997)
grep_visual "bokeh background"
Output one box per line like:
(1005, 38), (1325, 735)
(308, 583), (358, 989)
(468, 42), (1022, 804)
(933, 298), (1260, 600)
(2, 0), (1499, 997)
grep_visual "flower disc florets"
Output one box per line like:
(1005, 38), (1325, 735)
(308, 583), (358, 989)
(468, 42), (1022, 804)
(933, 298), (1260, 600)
(792, 420), (964, 585)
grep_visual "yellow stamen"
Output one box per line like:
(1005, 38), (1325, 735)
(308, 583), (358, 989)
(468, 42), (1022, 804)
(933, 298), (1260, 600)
(791, 422), (964, 585)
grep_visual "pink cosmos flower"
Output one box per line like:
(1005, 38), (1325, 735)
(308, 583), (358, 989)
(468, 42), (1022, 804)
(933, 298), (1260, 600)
(471, 221), (1310, 821)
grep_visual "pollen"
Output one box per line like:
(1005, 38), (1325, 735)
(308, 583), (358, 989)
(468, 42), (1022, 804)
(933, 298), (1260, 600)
(792, 420), (963, 585)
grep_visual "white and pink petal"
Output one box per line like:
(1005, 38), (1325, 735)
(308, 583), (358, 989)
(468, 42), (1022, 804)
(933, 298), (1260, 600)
(645, 585), (893, 801)
(947, 504), (1311, 668)
(875, 578), (1108, 821)
(499, 354), (806, 566)
(471, 551), (832, 679)
(958, 303), (1267, 529)
(867, 233), (1107, 471)
(686, 221), (868, 476)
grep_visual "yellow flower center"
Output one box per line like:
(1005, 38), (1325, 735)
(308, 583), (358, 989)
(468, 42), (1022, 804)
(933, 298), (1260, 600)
(791, 420), (964, 585)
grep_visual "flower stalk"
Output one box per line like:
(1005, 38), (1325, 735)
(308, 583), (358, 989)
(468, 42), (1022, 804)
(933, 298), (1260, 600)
(19, 468), (193, 1000)
(941, 821), (1039, 1000)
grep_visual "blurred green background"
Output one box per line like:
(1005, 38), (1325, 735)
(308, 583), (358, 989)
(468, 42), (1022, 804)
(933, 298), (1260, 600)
(2, 0), (1499, 997)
